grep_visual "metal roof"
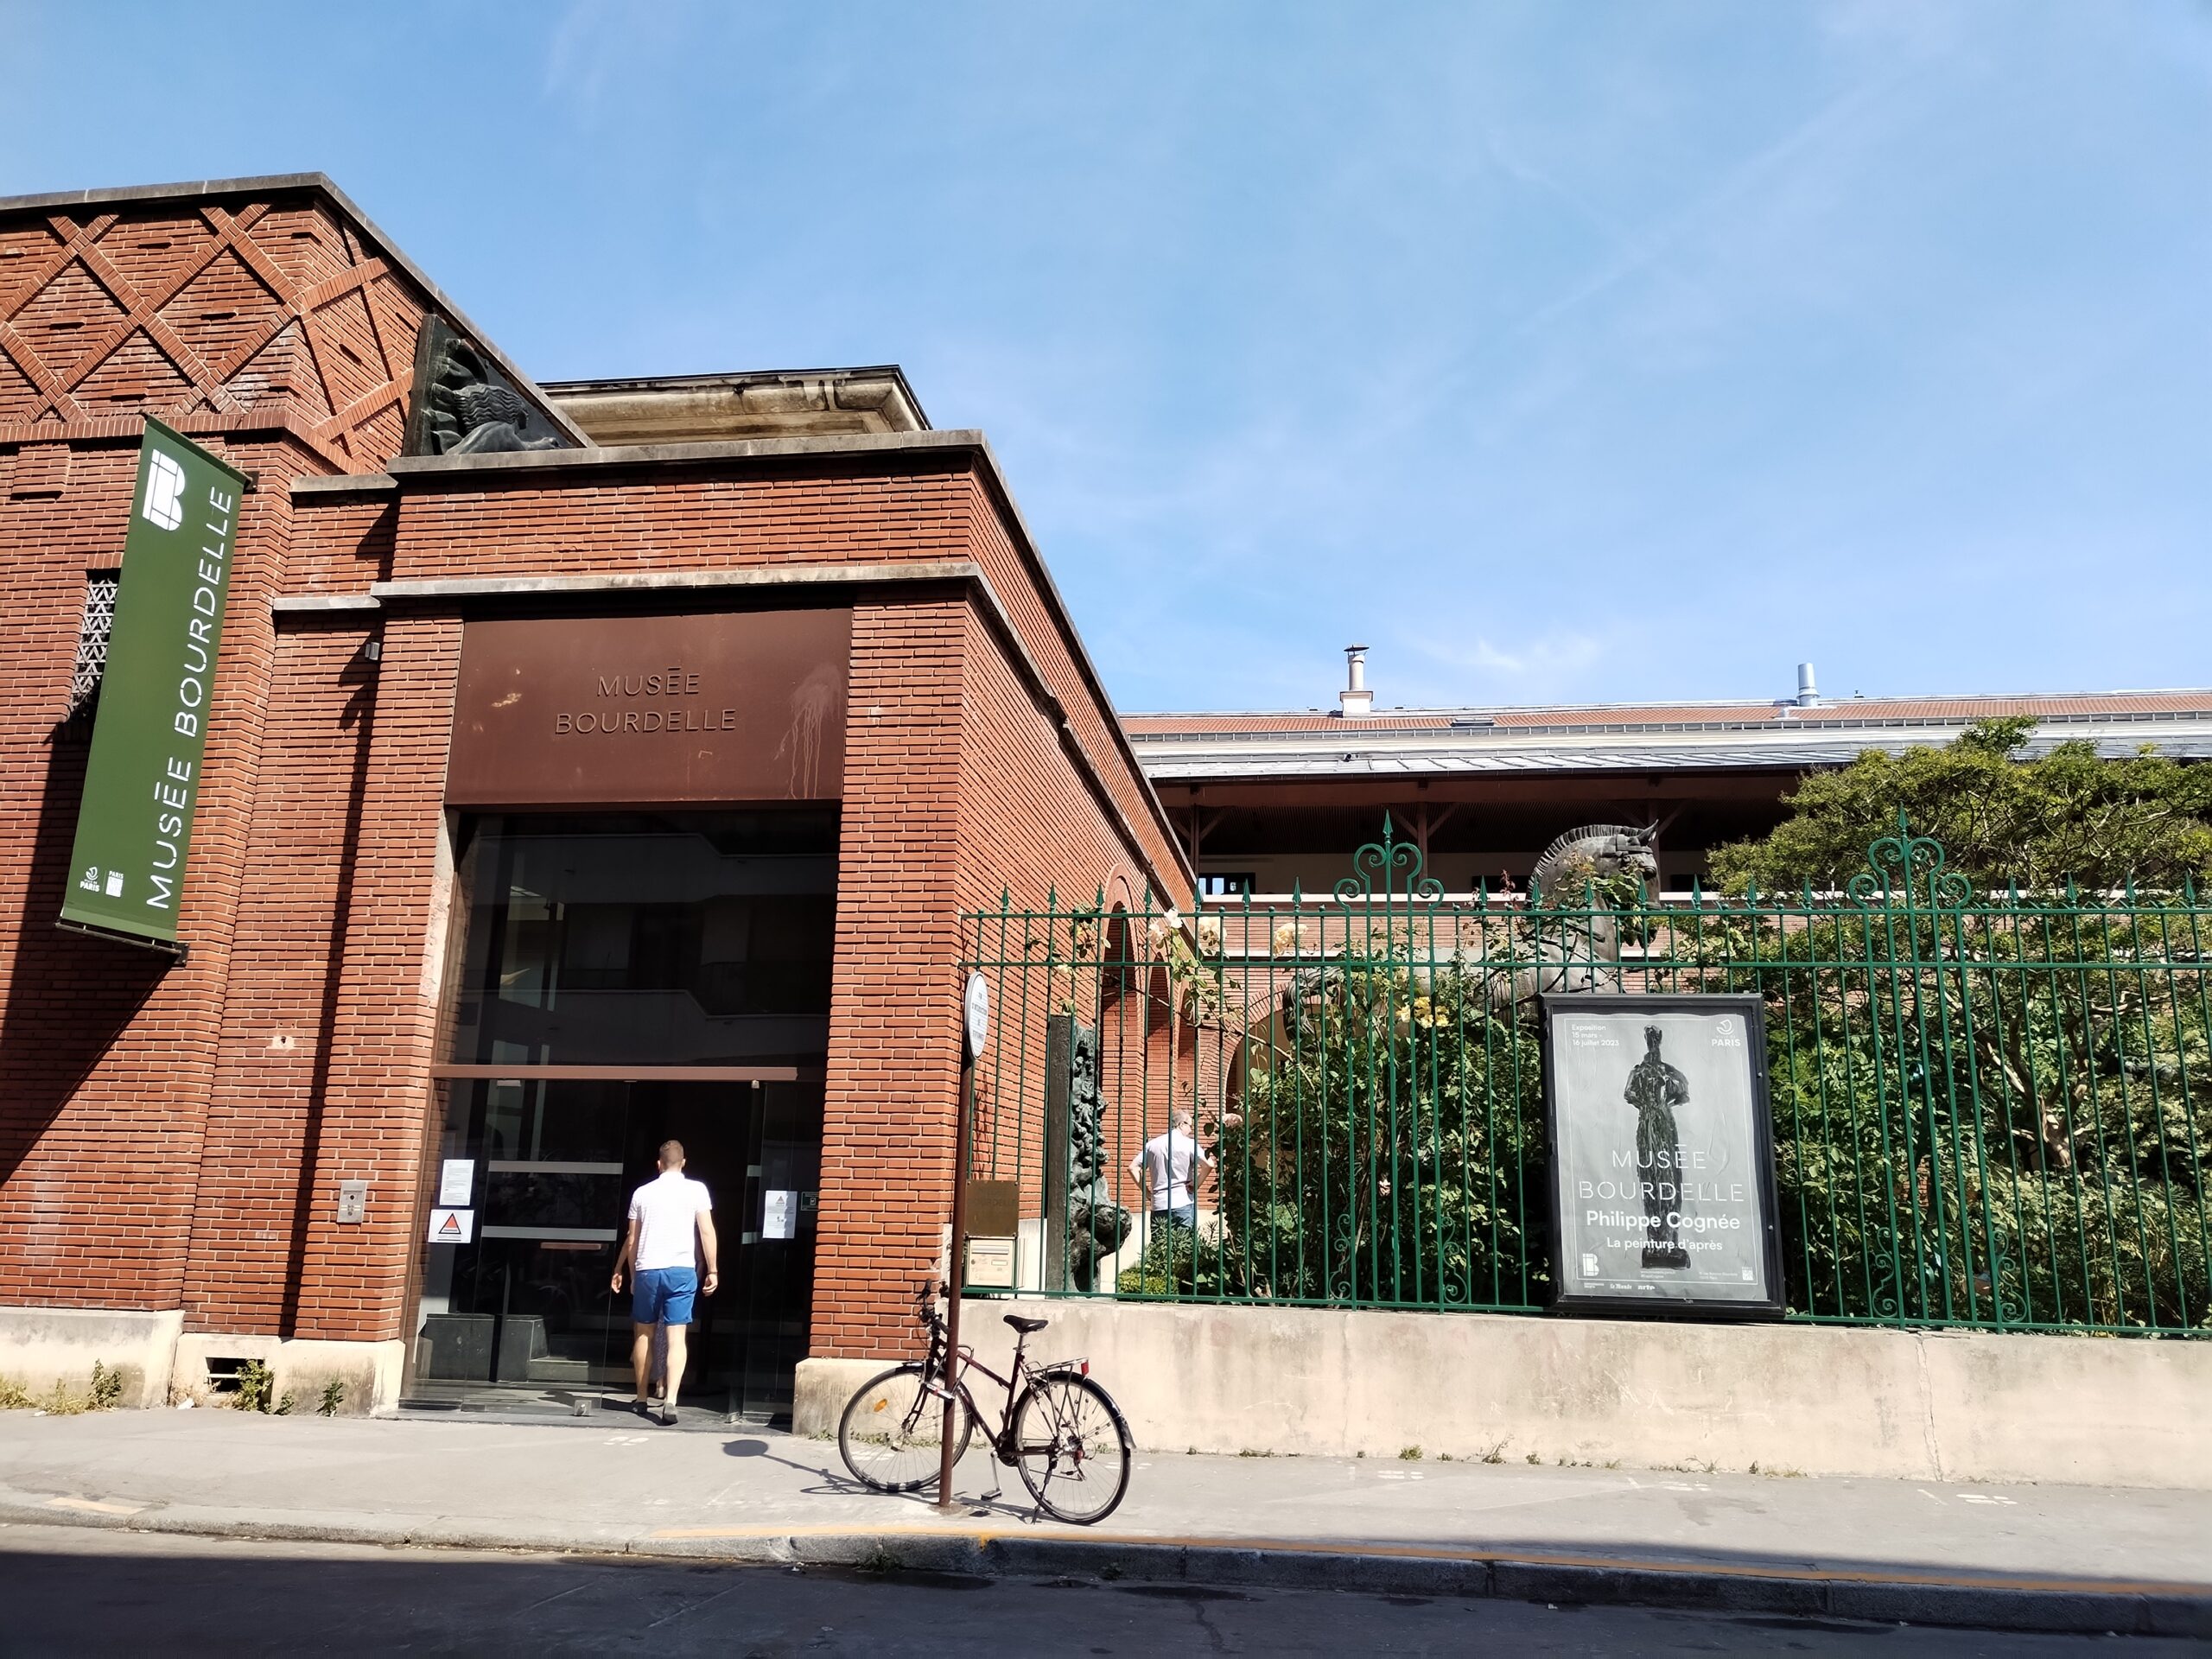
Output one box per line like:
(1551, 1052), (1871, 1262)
(1125, 694), (2212, 781)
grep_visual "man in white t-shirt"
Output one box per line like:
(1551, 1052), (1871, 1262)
(1130, 1109), (1211, 1235)
(610, 1140), (718, 1425)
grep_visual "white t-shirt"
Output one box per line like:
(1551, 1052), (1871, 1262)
(629, 1170), (712, 1272)
(1130, 1128), (1211, 1212)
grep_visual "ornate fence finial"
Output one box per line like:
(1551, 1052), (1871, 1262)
(1847, 813), (1969, 907)
(1336, 816), (1442, 906)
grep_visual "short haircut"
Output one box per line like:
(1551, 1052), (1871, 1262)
(658, 1140), (685, 1167)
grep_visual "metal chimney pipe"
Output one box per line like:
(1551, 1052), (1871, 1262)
(1339, 645), (1373, 718)
(1796, 662), (1820, 707)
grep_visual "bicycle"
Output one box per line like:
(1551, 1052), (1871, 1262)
(837, 1283), (1135, 1525)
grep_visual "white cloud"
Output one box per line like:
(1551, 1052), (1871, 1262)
(1390, 626), (1618, 705)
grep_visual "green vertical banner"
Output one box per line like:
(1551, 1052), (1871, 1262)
(59, 416), (249, 950)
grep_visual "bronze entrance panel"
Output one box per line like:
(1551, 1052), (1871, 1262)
(447, 607), (850, 808)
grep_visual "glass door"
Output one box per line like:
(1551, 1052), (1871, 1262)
(408, 810), (836, 1422)
(414, 1075), (819, 1419)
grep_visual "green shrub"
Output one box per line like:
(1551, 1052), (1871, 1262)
(1116, 1224), (1241, 1298)
(231, 1359), (276, 1414)
(1215, 944), (1551, 1309)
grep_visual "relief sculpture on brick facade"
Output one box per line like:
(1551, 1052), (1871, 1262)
(405, 317), (569, 455)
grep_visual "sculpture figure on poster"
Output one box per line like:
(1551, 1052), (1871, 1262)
(1624, 1025), (1690, 1269)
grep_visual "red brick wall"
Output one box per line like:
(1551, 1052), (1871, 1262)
(378, 458), (1185, 907)
(285, 488), (398, 591)
(0, 177), (449, 1319)
(181, 616), (376, 1332)
(358, 462), (1188, 1359)
(0, 191), (1185, 1377)
(280, 610), (461, 1340)
(0, 429), (307, 1310)
(384, 457), (969, 583)
(810, 596), (968, 1358)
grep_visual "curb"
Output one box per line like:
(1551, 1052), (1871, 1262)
(3, 1496), (2204, 1640)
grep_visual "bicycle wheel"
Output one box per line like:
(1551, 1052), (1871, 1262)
(838, 1363), (974, 1493)
(1013, 1372), (1132, 1524)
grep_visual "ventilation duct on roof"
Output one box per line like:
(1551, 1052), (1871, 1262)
(1339, 645), (1373, 718)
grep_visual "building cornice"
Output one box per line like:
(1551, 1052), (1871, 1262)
(381, 427), (989, 479)
(543, 365), (928, 444)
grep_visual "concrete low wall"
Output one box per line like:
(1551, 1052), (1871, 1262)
(170, 1334), (405, 1416)
(795, 1300), (2212, 1491)
(0, 1306), (183, 1410)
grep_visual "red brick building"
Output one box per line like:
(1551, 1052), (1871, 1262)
(0, 175), (1189, 1418)
(9, 173), (2205, 1424)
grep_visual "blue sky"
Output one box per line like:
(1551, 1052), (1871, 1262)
(5, 2), (2206, 713)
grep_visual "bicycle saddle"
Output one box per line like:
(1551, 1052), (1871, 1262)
(1003, 1314), (1050, 1335)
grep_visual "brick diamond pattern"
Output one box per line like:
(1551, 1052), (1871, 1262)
(0, 197), (429, 469)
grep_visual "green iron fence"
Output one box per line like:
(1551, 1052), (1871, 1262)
(960, 819), (2210, 1336)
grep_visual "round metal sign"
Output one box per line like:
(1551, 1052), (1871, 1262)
(963, 972), (991, 1060)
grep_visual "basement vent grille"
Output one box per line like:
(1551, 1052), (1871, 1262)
(66, 572), (118, 720)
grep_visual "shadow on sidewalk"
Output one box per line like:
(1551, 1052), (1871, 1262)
(725, 1435), (1051, 1524)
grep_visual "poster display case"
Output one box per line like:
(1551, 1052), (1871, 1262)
(1539, 994), (1785, 1320)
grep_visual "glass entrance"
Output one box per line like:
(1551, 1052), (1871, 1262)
(409, 810), (836, 1422)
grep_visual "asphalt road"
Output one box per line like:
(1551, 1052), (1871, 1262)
(0, 1524), (2195, 1657)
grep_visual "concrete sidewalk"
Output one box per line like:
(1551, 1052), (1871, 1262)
(0, 1408), (2203, 1638)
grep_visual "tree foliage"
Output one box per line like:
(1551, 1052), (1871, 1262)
(1690, 903), (2209, 1332)
(1171, 874), (2210, 1331)
(1709, 720), (2212, 893)
(1204, 933), (1551, 1308)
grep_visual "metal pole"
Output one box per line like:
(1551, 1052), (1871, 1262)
(938, 1052), (973, 1510)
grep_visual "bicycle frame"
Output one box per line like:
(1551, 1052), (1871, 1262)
(843, 1285), (1128, 1525)
(918, 1297), (1082, 1465)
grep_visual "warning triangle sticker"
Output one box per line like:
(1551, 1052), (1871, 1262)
(436, 1212), (463, 1237)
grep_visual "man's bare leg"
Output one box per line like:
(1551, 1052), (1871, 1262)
(661, 1323), (689, 1414)
(630, 1323), (655, 1407)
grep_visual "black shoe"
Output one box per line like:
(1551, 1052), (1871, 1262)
(631, 1399), (652, 1421)
(658, 1406), (678, 1427)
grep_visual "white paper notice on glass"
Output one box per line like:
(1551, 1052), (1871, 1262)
(426, 1207), (474, 1245)
(763, 1190), (796, 1240)
(438, 1159), (475, 1207)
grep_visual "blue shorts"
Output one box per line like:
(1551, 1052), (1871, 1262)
(632, 1267), (697, 1327)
